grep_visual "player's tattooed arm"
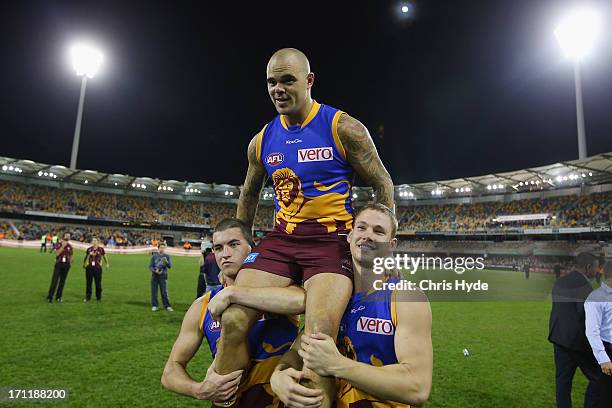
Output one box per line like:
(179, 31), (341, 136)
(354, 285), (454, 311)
(237, 134), (267, 230)
(337, 114), (395, 212)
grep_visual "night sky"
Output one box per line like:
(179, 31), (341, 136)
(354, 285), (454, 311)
(1, 0), (611, 186)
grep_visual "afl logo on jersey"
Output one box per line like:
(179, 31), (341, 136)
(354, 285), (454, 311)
(266, 152), (284, 167)
(209, 320), (222, 332)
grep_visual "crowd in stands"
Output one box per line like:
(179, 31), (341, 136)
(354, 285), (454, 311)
(0, 221), (163, 247)
(0, 181), (276, 229)
(1, 180), (610, 233)
(397, 192), (611, 232)
(482, 255), (573, 274)
(397, 239), (600, 255)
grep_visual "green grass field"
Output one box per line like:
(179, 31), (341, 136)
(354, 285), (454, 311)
(0, 247), (591, 407)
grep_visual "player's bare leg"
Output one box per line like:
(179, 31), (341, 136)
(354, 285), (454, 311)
(302, 273), (353, 408)
(215, 268), (293, 375)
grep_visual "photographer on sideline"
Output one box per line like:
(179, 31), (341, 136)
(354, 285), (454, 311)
(150, 243), (173, 312)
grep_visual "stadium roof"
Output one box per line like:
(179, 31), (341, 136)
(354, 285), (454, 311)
(388, 152), (612, 200)
(1, 152), (611, 201)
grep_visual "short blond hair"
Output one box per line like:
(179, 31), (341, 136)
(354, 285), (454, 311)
(355, 204), (398, 237)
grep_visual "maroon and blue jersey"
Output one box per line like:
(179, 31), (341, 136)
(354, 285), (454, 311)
(199, 286), (298, 361)
(338, 277), (399, 367)
(256, 101), (354, 235)
(198, 286), (299, 408)
(336, 277), (408, 407)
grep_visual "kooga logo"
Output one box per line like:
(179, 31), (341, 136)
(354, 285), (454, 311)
(356, 317), (394, 335)
(298, 147), (333, 163)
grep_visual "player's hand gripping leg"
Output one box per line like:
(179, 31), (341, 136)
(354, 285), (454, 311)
(302, 273), (352, 408)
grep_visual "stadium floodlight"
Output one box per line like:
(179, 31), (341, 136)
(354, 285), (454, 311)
(555, 8), (601, 160)
(68, 43), (104, 170)
(71, 45), (103, 78)
(555, 9), (601, 60)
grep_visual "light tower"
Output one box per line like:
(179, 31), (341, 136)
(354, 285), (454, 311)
(554, 9), (601, 159)
(69, 44), (103, 170)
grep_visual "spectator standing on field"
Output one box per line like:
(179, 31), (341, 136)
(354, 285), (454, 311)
(584, 260), (612, 405)
(40, 234), (47, 252)
(83, 237), (109, 302)
(203, 248), (221, 293)
(196, 248), (209, 298)
(549, 252), (600, 408)
(150, 243), (173, 312)
(46, 233), (73, 303)
(50, 233), (59, 255)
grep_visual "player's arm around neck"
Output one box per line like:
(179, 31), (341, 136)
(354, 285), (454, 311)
(237, 133), (267, 230)
(301, 293), (432, 406)
(337, 114), (395, 212)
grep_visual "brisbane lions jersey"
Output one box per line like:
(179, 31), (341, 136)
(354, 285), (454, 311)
(257, 100), (355, 235)
(336, 277), (409, 408)
(199, 287), (298, 408)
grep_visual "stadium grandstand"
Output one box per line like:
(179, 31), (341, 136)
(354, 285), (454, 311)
(1, 153), (611, 265)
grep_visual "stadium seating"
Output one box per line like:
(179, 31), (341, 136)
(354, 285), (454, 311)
(397, 192), (611, 232)
(0, 180), (276, 230)
(1, 180), (610, 236)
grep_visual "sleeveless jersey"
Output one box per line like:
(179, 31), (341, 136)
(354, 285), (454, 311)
(336, 277), (409, 408)
(257, 100), (354, 235)
(199, 287), (299, 408)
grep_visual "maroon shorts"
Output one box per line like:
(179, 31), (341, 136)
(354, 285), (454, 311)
(240, 230), (353, 283)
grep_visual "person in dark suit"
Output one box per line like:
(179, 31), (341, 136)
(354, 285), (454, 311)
(196, 248), (210, 298)
(554, 263), (562, 280)
(548, 252), (601, 408)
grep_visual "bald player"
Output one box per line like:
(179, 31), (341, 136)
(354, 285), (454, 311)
(214, 48), (395, 407)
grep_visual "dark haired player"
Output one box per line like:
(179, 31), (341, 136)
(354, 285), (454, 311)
(162, 219), (301, 407)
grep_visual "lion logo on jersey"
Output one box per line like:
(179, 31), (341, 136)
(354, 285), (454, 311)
(271, 167), (352, 234)
(338, 335), (357, 362)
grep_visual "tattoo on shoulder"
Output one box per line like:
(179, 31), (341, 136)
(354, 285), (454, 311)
(337, 114), (395, 211)
(247, 134), (259, 163)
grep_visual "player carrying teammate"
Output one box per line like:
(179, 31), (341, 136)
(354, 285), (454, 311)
(211, 205), (432, 407)
(214, 48), (395, 407)
(161, 219), (300, 407)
